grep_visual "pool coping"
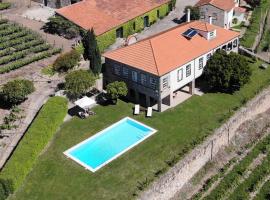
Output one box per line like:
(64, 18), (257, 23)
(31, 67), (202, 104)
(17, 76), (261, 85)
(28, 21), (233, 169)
(63, 117), (157, 172)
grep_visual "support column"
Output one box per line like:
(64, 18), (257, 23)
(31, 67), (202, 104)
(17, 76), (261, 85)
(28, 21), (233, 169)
(169, 92), (174, 106)
(135, 90), (139, 104)
(189, 80), (195, 95)
(146, 95), (151, 108)
(158, 95), (162, 112)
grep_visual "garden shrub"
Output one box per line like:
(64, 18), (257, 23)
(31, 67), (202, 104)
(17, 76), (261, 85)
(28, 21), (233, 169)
(53, 49), (81, 72)
(0, 179), (14, 200)
(0, 97), (68, 190)
(0, 3), (11, 10)
(0, 79), (35, 105)
(65, 70), (96, 98)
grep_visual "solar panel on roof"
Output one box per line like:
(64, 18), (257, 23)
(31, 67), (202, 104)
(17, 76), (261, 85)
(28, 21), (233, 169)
(182, 29), (198, 39)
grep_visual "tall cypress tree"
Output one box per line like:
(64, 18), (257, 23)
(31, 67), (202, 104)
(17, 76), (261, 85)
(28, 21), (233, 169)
(82, 28), (102, 75)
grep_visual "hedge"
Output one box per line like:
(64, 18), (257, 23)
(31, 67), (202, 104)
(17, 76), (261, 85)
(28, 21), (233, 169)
(0, 97), (68, 190)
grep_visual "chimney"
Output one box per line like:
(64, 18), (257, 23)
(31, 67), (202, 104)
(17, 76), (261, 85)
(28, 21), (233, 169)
(187, 9), (191, 22)
(209, 16), (213, 24)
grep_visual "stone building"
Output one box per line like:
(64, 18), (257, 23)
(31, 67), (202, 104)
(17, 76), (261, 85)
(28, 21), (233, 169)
(33, 0), (81, 8)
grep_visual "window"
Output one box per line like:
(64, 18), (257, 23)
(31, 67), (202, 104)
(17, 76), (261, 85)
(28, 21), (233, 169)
(200, 12), (205, 19)
(132, 71), (138, 82)
(113, 65), (121, 75)
(207, 53), (211, 60)
(222, 45), (227, 50)
(150, 77), (157, 89)
(157, 10), (160, 18)
(199, 57), (204, 70)
(186, 65), (191, 77)
(227, 42), (233, 51)
(212, 13), (218, 20)
(122, 67), (128, 78)
(141, 73), (147, 85)
(233, 39), (238, 48)
(163, 77), (169, 88)
(177, 69), (183, 82)
(133, 22), (136, 30)
(116, 27), (123, 38)
(209, 31), (215, 38)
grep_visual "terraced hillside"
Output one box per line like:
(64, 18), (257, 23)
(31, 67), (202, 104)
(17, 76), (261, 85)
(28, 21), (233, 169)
(191, 132), (270, 200)
(0, 19), (61, 74)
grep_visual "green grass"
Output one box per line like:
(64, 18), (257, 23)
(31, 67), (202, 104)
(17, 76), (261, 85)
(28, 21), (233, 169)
(8, 61), (270, 200)
(0, 97), (68, 190)
(41, 65), (55, 76)
(241, 0), (270, 48)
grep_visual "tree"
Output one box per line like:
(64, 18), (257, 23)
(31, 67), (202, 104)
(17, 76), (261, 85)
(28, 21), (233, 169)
(53, 49), (81, 72)
(43, 16), (80, 39)
(82, 28), (102, 75)
(106, 81), (128, 104)
(204, 50), (252, 93)
(184, 6), (200, 20)
(0, 179), (14, 200)
(65, 70), (96, 98)
(245, 0), (261, 8)
(1, 79), (35, 105)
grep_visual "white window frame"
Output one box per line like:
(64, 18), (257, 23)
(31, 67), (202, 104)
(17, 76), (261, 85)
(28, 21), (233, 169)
(162, 77), (169, 88)
(150, 77), (157, 89)
(122, 67), (128, 78)
(132, 71), (138, 82)
(199, 57), (204, 70)
(114, 65), (121, 75)
(186, 65), (191, 77)
(141, 73), (147, 85)
(177, 69), (183, 82)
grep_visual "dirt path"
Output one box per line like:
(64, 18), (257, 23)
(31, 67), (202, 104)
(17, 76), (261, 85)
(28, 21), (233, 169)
(139, 86), (270, 200)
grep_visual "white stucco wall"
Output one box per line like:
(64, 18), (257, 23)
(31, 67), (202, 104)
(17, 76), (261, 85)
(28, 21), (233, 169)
(224, 9), (234, 28)
(161, 37), (239, 93)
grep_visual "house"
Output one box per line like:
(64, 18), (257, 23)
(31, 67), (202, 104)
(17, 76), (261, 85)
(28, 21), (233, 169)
(103, 21), (240, 112)
(56, 0), (173, 51)
(196, 0), (240, 29)
(33, 0), (81, 8)
(233, 7), (247, 25)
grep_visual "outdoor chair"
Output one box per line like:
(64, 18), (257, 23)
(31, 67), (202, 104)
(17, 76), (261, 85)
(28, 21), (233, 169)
(134, 104), (140, 115)
(146, 107), (153, 117)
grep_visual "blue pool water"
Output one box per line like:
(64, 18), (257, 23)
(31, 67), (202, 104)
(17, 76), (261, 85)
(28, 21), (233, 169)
(64, 117), (156, 172)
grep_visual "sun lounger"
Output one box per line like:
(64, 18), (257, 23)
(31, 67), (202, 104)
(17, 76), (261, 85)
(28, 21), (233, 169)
(134, 104), (140, 115)
(147, 107), (153, 117)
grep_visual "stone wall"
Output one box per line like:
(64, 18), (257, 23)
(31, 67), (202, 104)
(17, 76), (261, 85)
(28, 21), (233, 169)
(139, 86), (270, 200)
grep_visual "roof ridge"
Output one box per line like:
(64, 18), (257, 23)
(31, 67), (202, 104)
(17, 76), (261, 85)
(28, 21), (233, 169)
(149, 39), (160, 76)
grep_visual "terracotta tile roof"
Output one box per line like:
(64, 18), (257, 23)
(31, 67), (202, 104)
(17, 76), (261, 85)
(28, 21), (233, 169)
(103, 21), (240, 76)
(190, 22), (216, 32)
(56, 0), (170, 35)
(196, 0), (236, 11)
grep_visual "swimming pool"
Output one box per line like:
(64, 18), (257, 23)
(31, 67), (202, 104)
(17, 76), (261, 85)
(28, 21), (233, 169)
(64, 117), (157, 172)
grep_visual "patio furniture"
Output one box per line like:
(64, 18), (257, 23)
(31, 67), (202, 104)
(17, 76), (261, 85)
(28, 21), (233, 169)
(146, 107), (153, 117)
(134, 104), (140, 115)
(75, 96), (96, 118)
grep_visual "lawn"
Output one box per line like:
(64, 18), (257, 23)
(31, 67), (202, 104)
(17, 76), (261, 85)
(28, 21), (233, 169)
(9, 61), (270, 200)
